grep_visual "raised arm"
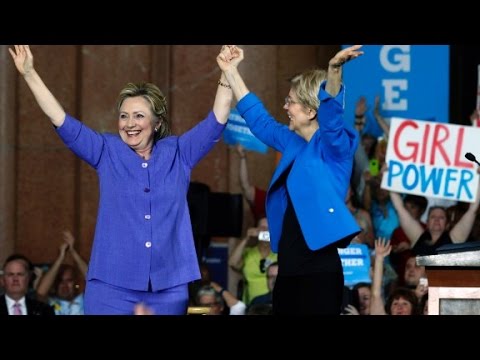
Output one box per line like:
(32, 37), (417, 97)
(389, 191), (425, 247)
(213, 46), (235, 124)
(36, 243), (69, 301)
(354, 96), (368, 133)
(219, 46), (248, 102)
(228, 237), (248, 272)
(373, 95), (390, 139)
(370, 238), (391, 315)
(228, 227), (258, 271)
(63, 230), (88, 277)
(9, 45), (66, 127)
(450, 175), (480, 243)
(210, 281), (246, 314)
(235, 144), (255, 204)
(326, 45), (364, 97)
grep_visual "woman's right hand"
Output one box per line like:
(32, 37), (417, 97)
(9, 45), (34, 76)
(217, 45), (244, 72)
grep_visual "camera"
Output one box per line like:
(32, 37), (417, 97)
(258, 231), (270, 242)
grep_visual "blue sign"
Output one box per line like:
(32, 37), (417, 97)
(342, 45), (450, 138)
(204, 242), (229, 289)
(338, 244), (371, 287)
(223, 108), (268, 154)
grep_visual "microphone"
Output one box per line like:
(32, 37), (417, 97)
(465, 152), (480, 166)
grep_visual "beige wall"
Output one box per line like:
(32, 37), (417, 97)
(0, 45), (339, 267)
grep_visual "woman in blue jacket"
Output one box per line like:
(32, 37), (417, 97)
(9, 45), (234, 315)
(220, 45), (364, 314)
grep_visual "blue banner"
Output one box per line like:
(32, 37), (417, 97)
(204, 242), (229, 289)
(223, 108), (268, 154)
(338, 244), (371, 287)
(342, 45), (450, 138)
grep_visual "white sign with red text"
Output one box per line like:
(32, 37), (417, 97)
(381, 118), (480, 202)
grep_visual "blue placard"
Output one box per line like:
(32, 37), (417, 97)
(223, 108), (268, 154)
(203, 242), (229, 289)
(342, 45), (450, 137)
(338, 244), (371, 287)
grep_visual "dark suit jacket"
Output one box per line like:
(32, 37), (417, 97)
(0, 295), (55, 316)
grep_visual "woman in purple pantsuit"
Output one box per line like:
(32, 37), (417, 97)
(10, 45), (236, 314)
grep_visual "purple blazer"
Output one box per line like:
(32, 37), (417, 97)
(56, 112), (225, 291)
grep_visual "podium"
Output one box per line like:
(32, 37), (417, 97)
(417, 250), (480, 315)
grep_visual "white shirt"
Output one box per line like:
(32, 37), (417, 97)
(229, 300), (246, 315)
(5, 295), (27, 315)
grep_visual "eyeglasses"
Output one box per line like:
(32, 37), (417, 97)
(284, 96), (298, 106)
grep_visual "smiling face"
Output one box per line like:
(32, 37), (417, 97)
(284, 89), (316, 136)
(357, 286), (371, 315)
(118, 96), (159, 153)
(390, 297), (414, 315)
(285, 69), (326, 141)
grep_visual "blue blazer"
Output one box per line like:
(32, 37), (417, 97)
(236, 83), (361, 252)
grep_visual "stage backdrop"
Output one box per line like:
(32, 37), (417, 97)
(342, 45), (450, 137)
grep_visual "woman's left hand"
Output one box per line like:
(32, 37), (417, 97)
(329, 45), (364, 68)
(217, 45), (243, 72)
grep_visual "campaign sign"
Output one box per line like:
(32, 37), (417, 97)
(223, 108), (268, 154)
(381, 118), (480, 202)
(342, 45), (449, 137)
(338, 244), (371, 287)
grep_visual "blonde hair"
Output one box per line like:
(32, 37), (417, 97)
(290, 69), (327, 112)
(117, 82), (171, 141)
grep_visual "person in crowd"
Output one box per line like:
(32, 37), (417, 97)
(389, 195), (427, 278)
(219, 45), (364, 314)
(363, 171), (399, 242)
(228, 217), (277, 304)
(353, 282), (372, 315)
(0, 254), (55, 315)
(9, 45), (235, 314)
(195, 283), (246, 315)
(370, 239), (419, 315)
(249, 261), (278, 306)
(188, 263), (211, 306)
(389, 174), (480, 256)
(235, 144), (267, 223)
(36, 230), (88, 315)
(402, 255), (426, 289)
(346, 185), (374, 247)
